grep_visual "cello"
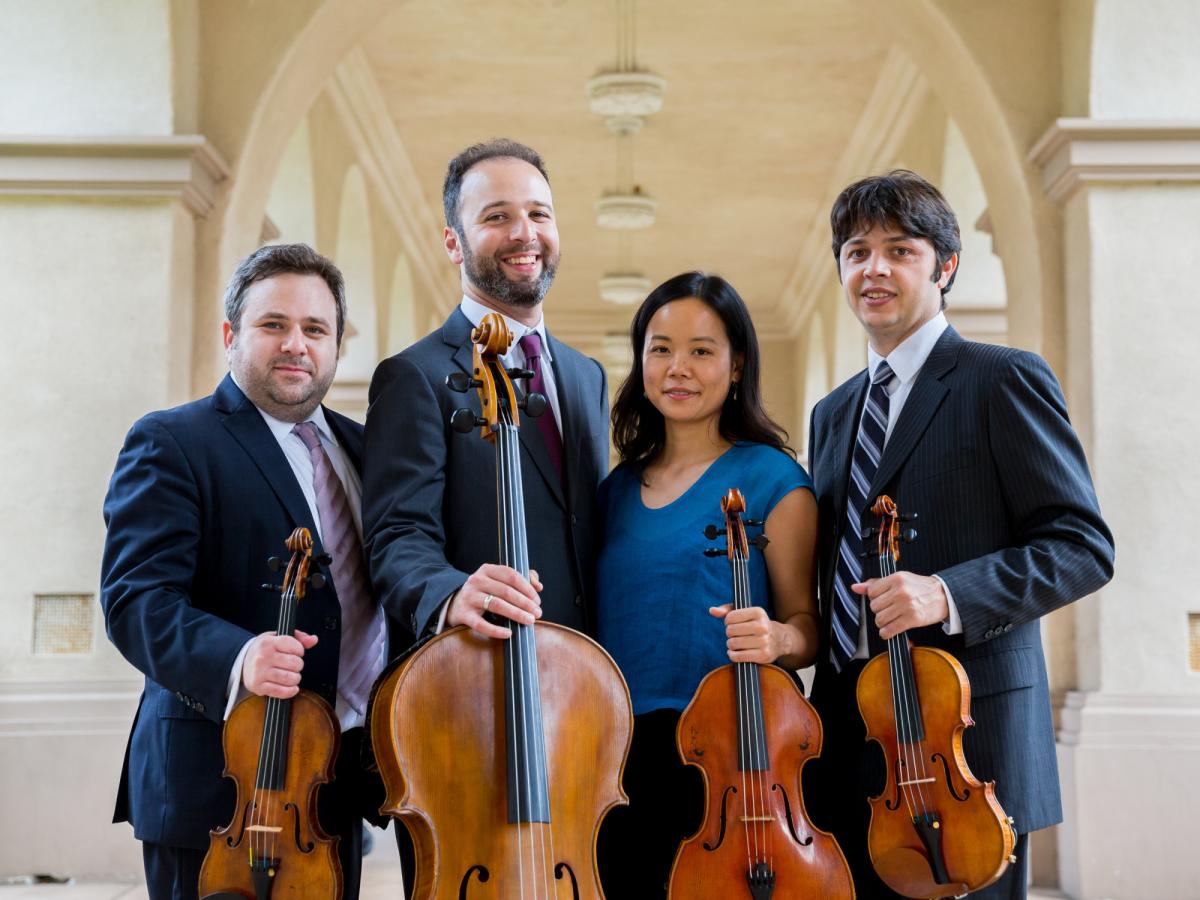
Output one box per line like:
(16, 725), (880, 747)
(199, 527), (342, 900)
(369, 313), (633, 898)
(670, 488), (854, 899)
(856, 495), (1017, 898)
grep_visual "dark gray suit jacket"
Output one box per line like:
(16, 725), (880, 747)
(362, 308), (609, 643)
(807, 326), (1114, 832)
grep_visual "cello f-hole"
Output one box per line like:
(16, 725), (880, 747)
(554, 861), (581, 899)
(457, 864), (489, 899)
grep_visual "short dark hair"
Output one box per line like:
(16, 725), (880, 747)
(611, 271), (793, 474)
(830, 169), (962, 302)
(223, 243), (347, 343)
(442, 139), (550, 234)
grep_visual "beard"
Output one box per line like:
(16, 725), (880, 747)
(230, 349), (335, 423)
(461, 236), (559, 308)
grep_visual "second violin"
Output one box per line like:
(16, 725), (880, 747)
(670, 488), (854, 899)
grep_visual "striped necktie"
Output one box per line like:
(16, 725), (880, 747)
(292, 421), (384, 715)
(830, 360), (894, 672)
(518, 332), (563, 479)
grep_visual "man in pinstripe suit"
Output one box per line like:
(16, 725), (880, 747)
(805, 170), (1114, 899)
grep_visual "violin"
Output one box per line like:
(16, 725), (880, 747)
(855, 495), (1017, 898)
(199, 527), (341, 900)
(369, 313), (633, 898)
(670, 488), (854, 899)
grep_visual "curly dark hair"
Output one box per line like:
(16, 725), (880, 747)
(611, 271), (793, 473)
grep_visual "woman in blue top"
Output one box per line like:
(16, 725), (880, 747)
(595, 272), (820, 897)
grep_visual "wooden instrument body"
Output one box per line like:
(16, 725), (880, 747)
(199, 689), (342, 900)
(371, 622), (632, 899)
(671, 663), (854, 899)
(857, 645), (1015, 899)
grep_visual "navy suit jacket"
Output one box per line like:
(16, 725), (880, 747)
(807, 326), (1114, 832)
(363, 308), (609, 641)
(101, 374), (373, 849)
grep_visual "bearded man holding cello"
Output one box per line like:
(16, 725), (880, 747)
(805, 170), (1114, 899)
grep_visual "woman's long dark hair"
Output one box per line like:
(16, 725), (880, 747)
(611, 271), (793, 471)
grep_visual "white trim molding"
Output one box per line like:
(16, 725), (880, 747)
(0, 679), (140, 738)
(0, 135), (230, 217)
(1029, 119), (1200, 202)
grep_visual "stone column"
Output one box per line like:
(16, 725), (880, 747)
(0, 0), (225, 877)
(1031, 118), (1200, 900)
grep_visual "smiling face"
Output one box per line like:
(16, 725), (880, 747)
(838, 224), (957, 356)
(223, 273), (339, 422)
(642, 297), (743, 431)
(444, 157), (560, 316)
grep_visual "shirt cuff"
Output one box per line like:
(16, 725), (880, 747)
(223, 636), (257, 720)
(433, 590), (457, 635)
(936, 575), (963, 635)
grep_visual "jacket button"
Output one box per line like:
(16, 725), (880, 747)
(325, 616), (339, 631)
(1003, 623), (1014, 633)
(984, 628), (995, 639)
(574, 595), (583, 607)
(195, 702), (205, 714)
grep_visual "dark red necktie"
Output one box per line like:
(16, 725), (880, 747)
(518, 332), (563, 479)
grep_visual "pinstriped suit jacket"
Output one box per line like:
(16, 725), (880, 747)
(807, 325), (1113, 832)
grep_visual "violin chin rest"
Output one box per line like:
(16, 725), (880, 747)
(874, 846), (969, 899)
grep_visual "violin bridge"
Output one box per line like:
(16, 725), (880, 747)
(739, 815), (776, 823)
(244, 825), (283, 833)
(896, 777), (937, 787)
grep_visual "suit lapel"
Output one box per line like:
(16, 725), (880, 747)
(214, 375), (318, 537)
(867, 327), (962, 500)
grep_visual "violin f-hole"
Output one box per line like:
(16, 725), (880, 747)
(771, 782), (813, 847)
(702, 785), (736, 851)
(224, 800), (252, 848)
(554, 861), (581, 899)
(931, 752), (971, 801)
(283, 801), (315, 853)
(884, 756), (904, 811)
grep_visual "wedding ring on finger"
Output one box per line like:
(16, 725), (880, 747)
(482, 593), (494, 613)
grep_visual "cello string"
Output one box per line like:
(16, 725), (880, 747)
(730, 547), (754, 874)
(737, 551), (764, 867)
(498, 418), (530, 898)
(739, 549), (769, 869)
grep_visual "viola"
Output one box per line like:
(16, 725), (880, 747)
(199, 527), (341, 900)
(856, 495), (1017, 898)
(670, 488), (854, 899)
(369, 313), (632, 898)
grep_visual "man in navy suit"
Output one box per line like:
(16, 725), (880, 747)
(363, 139), (608, 644)
(806, 171), (1114, 899)
(102, 244), (395, 899)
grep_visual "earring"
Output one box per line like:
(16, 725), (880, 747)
(731, 382), (739, 400)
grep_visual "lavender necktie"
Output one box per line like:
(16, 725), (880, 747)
(292, 421), (383, 715)
(518, 332), (564, 479)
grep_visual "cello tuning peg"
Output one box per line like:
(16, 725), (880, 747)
(445, 372), (482, 393)
(261, 583), (281, 593)
(858, 549), (878, 559)
(702, 524), (721, 540)
(316, 553), (332, 566)
(266, 556), (282, 572)
(862, 526), (878, 538)
(506, 366), (535, 381)
(309, 573), (326, 590)
(902, 528), (918, 543)
(750, 534), (770, 549)
(450, 408), (486, 433)
(899, 512), (919, 522)
(703, 547), (727, 557)
(520, 392), (547, 418)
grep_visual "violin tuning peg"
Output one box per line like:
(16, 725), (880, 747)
(445, 372), (482, 393)
(450, 408), (486, 433)
(902, 528), (918, 543)
(520, 392), (547, 418)
(261, 583), (281, 593)
(506, 366), (535, 381)
(702, 524), (721, 540)
(309, 573), (326, 590)
(266, 556), (282, 572)
(751, 534), (770, 549)
(703, 547), (727, 557)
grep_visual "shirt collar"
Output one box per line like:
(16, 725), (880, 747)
(867, 311), (948, 386)
(459, 295), (552, 362)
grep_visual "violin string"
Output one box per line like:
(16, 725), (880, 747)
(882, 549), (926, 821)
(887, 546), (934, 820)
(738, 550), (769, 869)
(730, 549), (754, 875)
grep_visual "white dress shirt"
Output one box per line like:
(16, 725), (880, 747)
(223, 376), (385, 731)
(851, 312), (962, 659)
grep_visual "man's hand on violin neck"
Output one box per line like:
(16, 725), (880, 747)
(447, 563), (543, 640)
(853, 572), (949, 640)
(243, 630), (318, 699)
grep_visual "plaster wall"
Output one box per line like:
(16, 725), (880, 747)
(0, 0), (175, 135)
(1090, 0), (1200, 117)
